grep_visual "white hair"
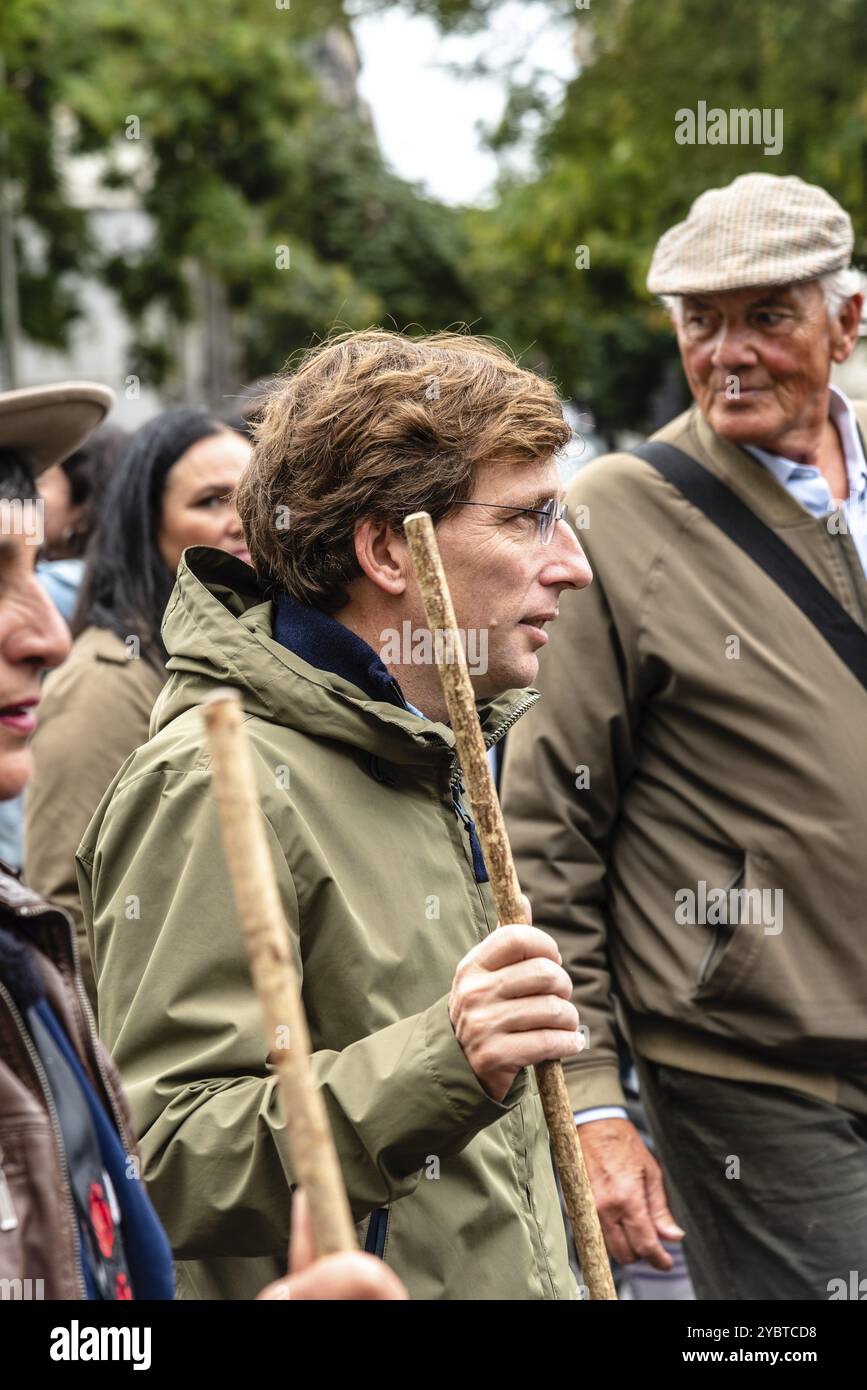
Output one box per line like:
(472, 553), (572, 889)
(818, 266), (864, 319)
(660, 267), (864, 326)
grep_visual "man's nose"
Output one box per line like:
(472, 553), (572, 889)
(7, 581), (72, 672)
(545, 520), (593, 590)
(709, 322), (758, 371)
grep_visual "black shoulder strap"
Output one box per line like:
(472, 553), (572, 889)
(631, 440), (867, 695)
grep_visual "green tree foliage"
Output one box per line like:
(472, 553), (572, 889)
(461, 0), (867, 430)
(1, 0), (478, 383)
(382, 0), (867, 430)
(356, 0), (507, 32)
(6, 0), (867, 422)
(1, 0), (93, 346)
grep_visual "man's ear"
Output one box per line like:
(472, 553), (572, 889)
(354, 516), (408, 596)
(830, 292), (864, 363)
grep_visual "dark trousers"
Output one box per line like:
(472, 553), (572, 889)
(635, 1056), (867, 1300)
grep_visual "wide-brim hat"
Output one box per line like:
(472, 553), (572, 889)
(0, 381), (116, 478)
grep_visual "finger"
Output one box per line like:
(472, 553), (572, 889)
(620, 1205), (674, 1272)
(645, 1160), (686, 1242)
(494, 1026), (585, 1071)
(486, 955), (573, 1002)
(288, 1187), (317, 1275)
(602, 1217), (639, 1267)
(472, 923), (561, 971)
(520, 893), (533, 925)
(485, 995), (580, 1036)
(258, 1279), (293, 1300)
(261, 1252), (409, 1301)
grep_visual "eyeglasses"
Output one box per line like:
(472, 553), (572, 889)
(452, 496), (569, 545)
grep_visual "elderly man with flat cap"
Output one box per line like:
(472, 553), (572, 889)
(503, 173), (867, 1300)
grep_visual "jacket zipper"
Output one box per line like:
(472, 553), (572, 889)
(364, 1206), (389, 1259)
(443, 690), (540, 786)
(449, 769), (489, 883)
(482, 691), (540, 751)
(834, 522), (867, 628)
(445, 693), (538, 882)
(0, 1145), (18, 1231)
(0, 979), (85, 1296)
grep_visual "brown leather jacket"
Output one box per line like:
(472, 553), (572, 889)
(0, 864), (139, 1299)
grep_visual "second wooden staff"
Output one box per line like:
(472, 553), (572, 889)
(404, 510), (617, 1301)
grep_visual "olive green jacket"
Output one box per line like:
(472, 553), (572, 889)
(77, 547), (577, 1301)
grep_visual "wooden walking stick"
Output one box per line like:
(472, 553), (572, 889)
(202, 688), (357, 1257)
(404, 511), (617, 1301)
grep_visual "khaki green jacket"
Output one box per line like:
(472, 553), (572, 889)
(24, 627), (165, 1008)
(76, 548), (576, 1301)
(503, 401), (867, 1118)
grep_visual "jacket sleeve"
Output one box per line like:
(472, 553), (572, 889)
(501, 462), (659, 1112)
(76, 761), (525, 1260)
(24, 653), (161, 1009)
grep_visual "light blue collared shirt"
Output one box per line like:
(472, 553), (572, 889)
(743, 385), (867, 574)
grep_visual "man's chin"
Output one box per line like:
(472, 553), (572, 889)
(705, 394), (781, 446)
(471, 654), (539, 701)
(491, 658), (540, 695)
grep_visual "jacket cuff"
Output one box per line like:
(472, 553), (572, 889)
(424, 993), (528, 1126)
(561, 1062), (626, 1112)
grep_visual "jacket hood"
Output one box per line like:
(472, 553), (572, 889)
(152, 546), (539, 767)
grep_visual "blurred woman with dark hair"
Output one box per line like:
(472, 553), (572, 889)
(39, 425), (128, 545)
(36, 423), (129, 622)
(24, 408), (252, 1005)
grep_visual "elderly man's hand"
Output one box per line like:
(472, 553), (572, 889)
(258, 1189), (409, 1301)
(449, 895), (585, 1102)
(577, 1117), (685, 1270)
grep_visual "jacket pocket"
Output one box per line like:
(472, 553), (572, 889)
(693, 855), (764, 1001)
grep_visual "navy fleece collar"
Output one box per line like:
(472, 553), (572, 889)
(273, 593), (412, 710)
(272, 594), (486, 881)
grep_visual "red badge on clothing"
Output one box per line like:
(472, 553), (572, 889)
(115, 1272), (132, 1300)
(88, 1180), (115, 1258)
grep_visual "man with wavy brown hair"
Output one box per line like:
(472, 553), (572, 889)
(78, 328), (594, 1300)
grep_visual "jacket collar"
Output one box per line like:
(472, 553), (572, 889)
(659, 400), (867, 531)
(657, 405), (831, 528)
(273, 593), (412, 712)
(0, 861), (63, 919)
(0, 864), (78, 982)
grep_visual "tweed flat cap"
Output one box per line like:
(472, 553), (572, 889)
(647, 173), (854, 295)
